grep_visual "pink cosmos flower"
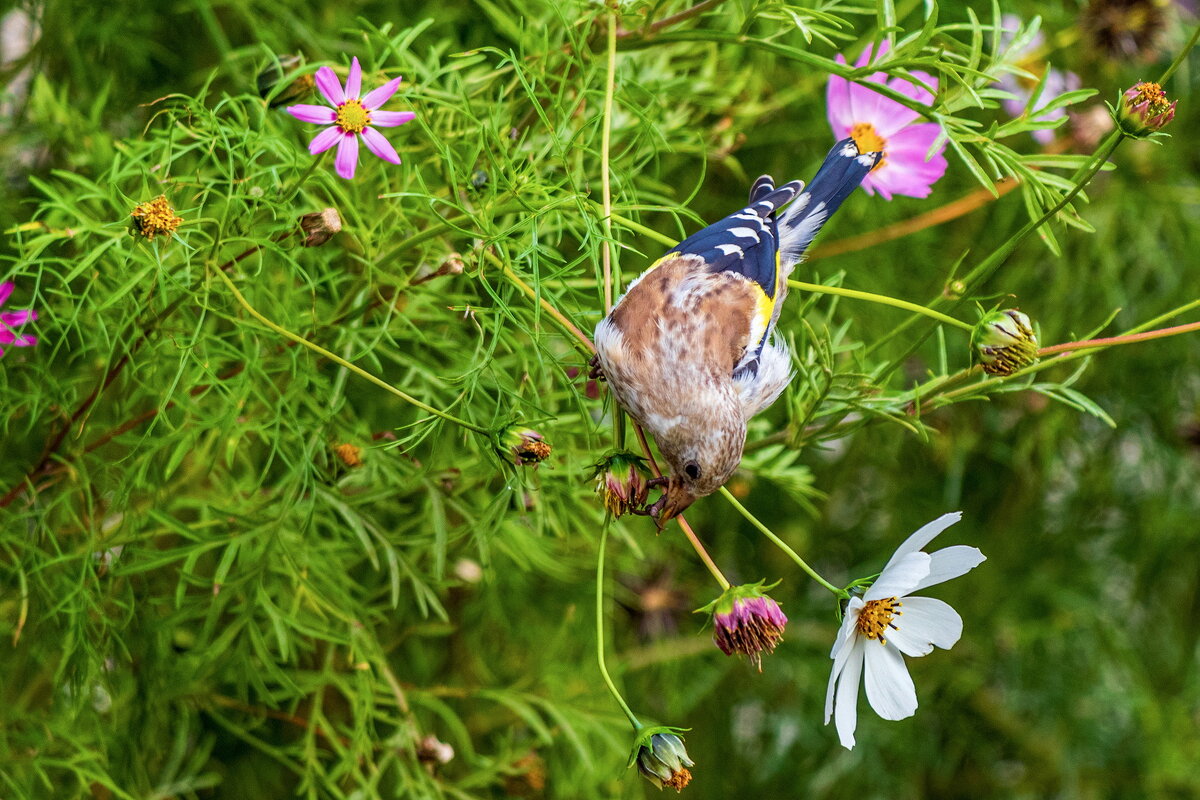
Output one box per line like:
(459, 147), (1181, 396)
(286, 57), (415, 180)
(997, 16), (1081, 145)
(826, 42), (948, 200)
(0, 281), (38, 357)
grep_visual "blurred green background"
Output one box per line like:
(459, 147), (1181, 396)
(1, 0), (1198, 798)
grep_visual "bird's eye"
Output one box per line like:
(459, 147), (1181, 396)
(684, 462), (702, 480)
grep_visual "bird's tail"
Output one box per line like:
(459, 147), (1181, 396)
(776, 137), (881, 266)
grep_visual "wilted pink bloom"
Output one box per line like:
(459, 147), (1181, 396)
(0, 281), (38, 356)
(708, 587), (788, 671)
(287, 57), (415, 180)
(997, 16), (1082, 144)
(826, 42), (948, 200)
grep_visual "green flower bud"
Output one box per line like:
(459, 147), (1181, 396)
(628, 727), (694, 792)
(972, 309), (1039, 376)
(1116, 81), (1176, 137)
(591, 451), (651, 517)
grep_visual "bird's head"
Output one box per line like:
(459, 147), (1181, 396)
(652, 412), (747, 524)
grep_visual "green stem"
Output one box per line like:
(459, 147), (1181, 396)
(718, 487), (846, 598)
(1037, 319), (1200, 357)
(1157, 24), (1200, 84)
(788, 280), (973, 331)
(596, 524), (642, 730)
(375, 199), (535, 266)
(211, 268), (488, 434)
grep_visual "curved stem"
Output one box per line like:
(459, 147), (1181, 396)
(279, 152), (326, 205)
(788, 280), (973, 331)
(718, 487), (846, 598)
(211, 268), (488, 434)
(596, 524), (642, 730)
(486, 250), (595, 353)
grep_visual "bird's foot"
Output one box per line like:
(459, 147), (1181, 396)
(587, 354), (606, 382)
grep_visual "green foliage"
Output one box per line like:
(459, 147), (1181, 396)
(2, 0), (1199, 798)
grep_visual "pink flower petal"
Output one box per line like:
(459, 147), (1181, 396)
(345, 57), (362, 101)
(362, 76), (403, 111)
(361, 127), (401, 164)
(308, 126), (343, 155)
(335, 133), (360, 179)
(287, 104), (337, 125)
(827, 55), (855, 135)
(868, 124), (948, 199)
(0, 282), (12, 307)
(371, 110), (416, 128)
(315, 66), (344, 106)
(1, 309), (36, 327)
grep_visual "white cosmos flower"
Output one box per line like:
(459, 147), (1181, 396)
(825, 512), (985, 749)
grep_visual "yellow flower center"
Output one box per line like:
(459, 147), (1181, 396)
(849, 122), (888, 171)
(335, 99), (371, 134)
(1131, 81), (1170, 114)
(130, 195), (184, 241)
(856, 597), (902, 644)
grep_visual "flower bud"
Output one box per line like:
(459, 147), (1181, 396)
(591, 451), (651, 517)
(972, 309), (1039, 376)
(501, 427), (552, 466)
(1117, 81), (1176, 136)
(129, 195), (183, 241)
(257, 54), (315, 108)
(629, 728), (694, 792)
(700, 582), (787, 671)
(299, 208), (342, 247)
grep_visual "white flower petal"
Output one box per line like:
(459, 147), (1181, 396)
(885, 620), (935, 658)
(829, 598), (862, 658)
(882, 512), (963, 572)
(826, 613), (861, 721)
(833, 639), (865, 749)
(912, 545), (986, 592)
(865, 552), (930, 601)
(863, 642), (918, 721)
(895, 596), (963, 650)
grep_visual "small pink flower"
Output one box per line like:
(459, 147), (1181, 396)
(826, 42), (948, 200)
(997, 16), (1081, 144)
(0, 281), (38, 357)
(286, 57), (415, 180)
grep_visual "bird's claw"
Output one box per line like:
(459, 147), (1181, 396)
(587, 354), (606, 382)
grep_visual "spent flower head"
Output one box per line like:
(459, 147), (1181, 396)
(972, 309), (1039, 376)
(286, 56), (416, 180)
(592, 451), (651, 517)
(299, 208), (343, 247)
(0, 281), (38, 357)
(825, 512), (985, 749)
(629, 727), (694, 792)
(826, 41), (948, 199)
(699, 581), (787, 671)
(1117, 81), (1177, 136)
(130, 195), (183, 241)
(499, 427), (552, 466)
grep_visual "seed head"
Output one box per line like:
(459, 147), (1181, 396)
(332, 442), (362, 468)
(972, 309), (1039, 376)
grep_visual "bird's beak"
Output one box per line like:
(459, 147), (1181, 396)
(654, 483), (697, 527)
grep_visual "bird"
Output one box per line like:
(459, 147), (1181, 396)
(592, 137), (882, 522)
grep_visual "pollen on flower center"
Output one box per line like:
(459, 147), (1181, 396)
(849, 122), (888, 171)
(856, 597), (902, 643)
(335, 99), (371, 133)
(1129, 81), (1169, 114)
